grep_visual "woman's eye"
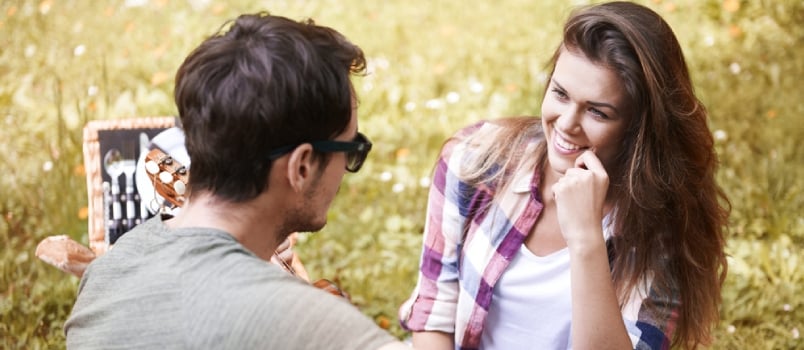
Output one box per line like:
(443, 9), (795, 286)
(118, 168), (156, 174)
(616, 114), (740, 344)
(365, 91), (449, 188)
(589, 108), (610, 120)
(552, 88), (568, 100)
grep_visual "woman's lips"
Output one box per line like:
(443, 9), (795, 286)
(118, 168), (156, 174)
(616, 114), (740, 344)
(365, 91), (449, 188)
(553, 129), (587, 154)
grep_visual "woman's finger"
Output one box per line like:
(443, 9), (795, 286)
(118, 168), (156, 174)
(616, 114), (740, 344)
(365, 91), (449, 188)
(574, 150), (604, 173)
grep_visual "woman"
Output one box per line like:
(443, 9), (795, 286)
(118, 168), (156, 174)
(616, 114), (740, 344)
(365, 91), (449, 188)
(398, 2), (728, 349)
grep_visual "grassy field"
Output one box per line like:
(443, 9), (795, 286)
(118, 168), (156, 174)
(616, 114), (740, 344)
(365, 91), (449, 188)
(1, 0), (802, 348)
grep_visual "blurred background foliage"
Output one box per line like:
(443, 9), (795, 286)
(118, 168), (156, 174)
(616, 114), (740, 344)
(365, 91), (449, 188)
(1, 0), (801, 348)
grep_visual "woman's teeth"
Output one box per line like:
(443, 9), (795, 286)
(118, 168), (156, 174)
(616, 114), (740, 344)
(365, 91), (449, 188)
(556, 133), (583, 151)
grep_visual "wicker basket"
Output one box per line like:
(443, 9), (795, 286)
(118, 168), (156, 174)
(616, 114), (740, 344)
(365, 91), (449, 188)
(82, 117), (178, 256)
(38, 116), (309, 281)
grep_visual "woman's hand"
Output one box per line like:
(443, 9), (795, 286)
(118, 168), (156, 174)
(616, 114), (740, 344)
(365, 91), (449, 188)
(551, 150), (609, 250)
(270, 233), (311, 281)
(271, 233), (297, 267)
(412, 331), (454, 350)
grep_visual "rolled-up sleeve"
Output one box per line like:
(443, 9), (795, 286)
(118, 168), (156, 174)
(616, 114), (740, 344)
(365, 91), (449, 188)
(621, 278), (681, 350)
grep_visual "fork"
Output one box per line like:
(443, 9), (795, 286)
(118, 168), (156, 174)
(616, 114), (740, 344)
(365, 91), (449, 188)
(122, 159), (137, 231)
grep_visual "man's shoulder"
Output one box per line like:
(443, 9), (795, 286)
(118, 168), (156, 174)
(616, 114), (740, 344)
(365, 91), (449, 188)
(190, 279), (398, 349)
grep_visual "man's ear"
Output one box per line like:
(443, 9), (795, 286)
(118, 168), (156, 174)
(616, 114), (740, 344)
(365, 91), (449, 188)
(286, 144), (315, 193)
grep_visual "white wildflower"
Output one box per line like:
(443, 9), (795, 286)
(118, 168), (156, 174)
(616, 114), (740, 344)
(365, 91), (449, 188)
(713, 129), (727, 141)
(704, 35), (715, 47)
(446, 92), (460, 104)
(124, 0), (149, 7)
(25, 45), (36, 58)
(729, 62), (741, 75)
(73, 45), (86, 57)
(392, 183), (405, 193)
(425, 99), (444, 110)
(469, 81), (484, 93)
(373, 57), (390, 70)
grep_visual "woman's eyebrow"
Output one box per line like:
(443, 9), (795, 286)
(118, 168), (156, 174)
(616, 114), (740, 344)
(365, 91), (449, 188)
(552, 78), (620, 114)
(588, 100), (619, 113)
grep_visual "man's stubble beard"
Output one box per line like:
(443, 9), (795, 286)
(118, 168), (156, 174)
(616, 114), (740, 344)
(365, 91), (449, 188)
(277, 173), (328, 244)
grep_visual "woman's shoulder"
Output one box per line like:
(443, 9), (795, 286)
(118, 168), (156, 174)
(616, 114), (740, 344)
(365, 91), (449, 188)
(436, 117), (542, 189)
(451, 116), (531, 138)
(439, 120), (501, 169)
(446, 117), (539, 152)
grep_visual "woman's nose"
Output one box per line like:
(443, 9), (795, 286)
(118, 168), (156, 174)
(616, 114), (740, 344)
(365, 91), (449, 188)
(555, 107), (582, 134)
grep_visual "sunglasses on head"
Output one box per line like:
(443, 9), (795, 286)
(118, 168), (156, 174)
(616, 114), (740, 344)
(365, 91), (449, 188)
(267, 132), (372, 173)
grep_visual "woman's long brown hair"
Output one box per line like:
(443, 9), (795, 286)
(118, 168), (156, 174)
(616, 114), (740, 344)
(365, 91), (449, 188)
(464, 2), (729, 348)
(556, 3), (729, 348)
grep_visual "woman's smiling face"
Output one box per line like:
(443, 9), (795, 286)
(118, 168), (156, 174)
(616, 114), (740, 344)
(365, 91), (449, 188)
(541, 47), (631, 177)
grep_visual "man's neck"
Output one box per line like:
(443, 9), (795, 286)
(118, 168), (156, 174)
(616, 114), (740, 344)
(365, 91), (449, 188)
(165, 191), (283, 261)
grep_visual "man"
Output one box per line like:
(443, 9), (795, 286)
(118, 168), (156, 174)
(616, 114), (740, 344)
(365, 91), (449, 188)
(65, 12), (411, 349)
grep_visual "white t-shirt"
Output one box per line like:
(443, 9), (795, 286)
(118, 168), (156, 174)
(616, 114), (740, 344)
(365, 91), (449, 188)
(480, 245), (573, 349)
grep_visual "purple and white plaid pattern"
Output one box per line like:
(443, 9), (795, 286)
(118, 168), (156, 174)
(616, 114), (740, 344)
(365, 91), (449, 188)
(399, 121), (678, 350)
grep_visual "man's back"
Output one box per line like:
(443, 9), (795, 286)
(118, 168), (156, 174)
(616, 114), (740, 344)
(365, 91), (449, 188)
(65, 216), (395, 349)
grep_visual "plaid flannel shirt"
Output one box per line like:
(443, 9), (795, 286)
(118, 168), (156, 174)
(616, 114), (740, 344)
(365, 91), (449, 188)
(399, 120), (679, 350)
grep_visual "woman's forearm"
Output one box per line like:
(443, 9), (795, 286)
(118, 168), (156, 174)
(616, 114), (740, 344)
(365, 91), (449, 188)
(569, 241), (633, 350)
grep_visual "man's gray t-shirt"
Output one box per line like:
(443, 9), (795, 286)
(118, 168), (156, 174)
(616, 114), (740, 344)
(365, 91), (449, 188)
(65, 216), (396, 349)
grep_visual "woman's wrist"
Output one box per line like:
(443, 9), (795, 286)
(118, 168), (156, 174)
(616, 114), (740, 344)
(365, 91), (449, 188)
(565, 229), (606, 259)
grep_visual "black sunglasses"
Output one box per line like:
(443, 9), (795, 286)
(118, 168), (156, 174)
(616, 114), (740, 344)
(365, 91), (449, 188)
(266, 132), (372, 173)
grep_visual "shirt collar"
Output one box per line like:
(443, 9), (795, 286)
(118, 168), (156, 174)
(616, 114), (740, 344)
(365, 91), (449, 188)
(510, 143), (540, 194)
(511, 169), (532, 193)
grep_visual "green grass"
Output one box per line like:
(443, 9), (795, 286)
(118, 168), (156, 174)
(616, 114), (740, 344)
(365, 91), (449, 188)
(1, 0), (802, 348)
